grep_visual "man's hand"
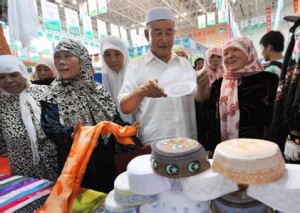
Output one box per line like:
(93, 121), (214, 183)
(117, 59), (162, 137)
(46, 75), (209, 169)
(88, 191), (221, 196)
(139, 79), (167, 98)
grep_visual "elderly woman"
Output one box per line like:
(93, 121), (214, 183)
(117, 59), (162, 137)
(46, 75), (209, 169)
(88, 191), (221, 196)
(0, 55), (58, 180)
(203, 47), (223, 87)
(32, 58), (58, 85)
(100, 36), (133, 123)
(207, 37), (279, 213)
(196, 48), (223, 151)
(41, 39), (120, 193)
(206, 36), (279, 152)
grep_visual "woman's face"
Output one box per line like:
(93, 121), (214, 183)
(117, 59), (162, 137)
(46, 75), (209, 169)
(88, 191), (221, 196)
(223, 47), (248, 72)
(36, 65), (54, 80)
(103, 49), (125, 72)
(0, 72), (27, 94)
(54, 51), (81, 79)
(209, 54), (222, 70)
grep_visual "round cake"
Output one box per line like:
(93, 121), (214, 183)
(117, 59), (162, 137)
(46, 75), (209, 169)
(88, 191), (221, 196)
(151, 137), (210, 178)
(212, 138), (285, 184)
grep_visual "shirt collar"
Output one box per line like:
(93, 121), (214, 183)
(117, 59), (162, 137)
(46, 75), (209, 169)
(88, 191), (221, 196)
(145, 50), (181, 64)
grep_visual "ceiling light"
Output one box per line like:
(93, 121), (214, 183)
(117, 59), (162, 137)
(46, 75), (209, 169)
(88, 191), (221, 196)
(183, 12), (187, 16)
(59, 4), (64, 8)
(131, 24), (135, 27)
(72, 0), (77, 5)
(55, 0), (62, 3)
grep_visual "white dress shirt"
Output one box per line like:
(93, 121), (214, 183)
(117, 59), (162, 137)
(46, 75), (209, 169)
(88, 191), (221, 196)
(118, 51), (197, 145)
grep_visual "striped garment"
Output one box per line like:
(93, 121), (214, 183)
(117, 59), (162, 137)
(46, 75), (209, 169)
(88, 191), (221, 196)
(0, 174), (53, 212)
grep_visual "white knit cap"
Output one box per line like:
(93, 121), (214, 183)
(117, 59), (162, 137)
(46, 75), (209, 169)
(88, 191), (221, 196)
(146, 7), (174, 24)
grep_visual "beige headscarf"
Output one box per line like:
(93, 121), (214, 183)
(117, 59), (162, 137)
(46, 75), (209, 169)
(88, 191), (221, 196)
(33, 58), (58, 80)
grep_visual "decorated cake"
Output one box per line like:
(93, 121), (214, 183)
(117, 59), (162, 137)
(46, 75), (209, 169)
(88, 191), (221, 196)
(212, 138), (285, 184)
(114, 171), (155, 207)
(151, 138), (210, 178)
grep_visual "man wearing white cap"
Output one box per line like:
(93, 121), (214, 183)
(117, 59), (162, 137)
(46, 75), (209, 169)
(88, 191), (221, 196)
(118, 7), (208, 145)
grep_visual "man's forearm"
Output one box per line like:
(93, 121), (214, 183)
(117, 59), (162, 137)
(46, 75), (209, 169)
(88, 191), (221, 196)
(120, 87), (145, 114)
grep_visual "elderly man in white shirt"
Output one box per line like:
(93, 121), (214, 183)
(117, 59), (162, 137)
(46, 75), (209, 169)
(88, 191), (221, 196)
(118, 7), (208, 145)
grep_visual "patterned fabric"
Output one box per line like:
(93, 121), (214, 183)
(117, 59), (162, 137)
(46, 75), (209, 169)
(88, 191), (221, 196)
(0, 174), (53, 213)
(0, 55), (41, 165)
(36, 121), (138, 213)
(43, 39), (116, 129)
(271, 23), (300, 155)
(0, 26), (11, 55)
(219, 37), (264, 141)
(0, 85), (59, 180)
(204, 47), (223, 86)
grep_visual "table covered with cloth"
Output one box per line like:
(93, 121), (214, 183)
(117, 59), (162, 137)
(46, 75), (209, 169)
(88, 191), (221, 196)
(0, 174), (53, 212)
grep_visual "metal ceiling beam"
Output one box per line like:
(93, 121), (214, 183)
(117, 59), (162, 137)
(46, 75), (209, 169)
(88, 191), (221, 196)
(195, 0), (208, 13)
(161, 0), (198, 28)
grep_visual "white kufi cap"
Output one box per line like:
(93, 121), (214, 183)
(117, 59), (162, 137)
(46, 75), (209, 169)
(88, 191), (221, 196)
(146, 7), (174, 24)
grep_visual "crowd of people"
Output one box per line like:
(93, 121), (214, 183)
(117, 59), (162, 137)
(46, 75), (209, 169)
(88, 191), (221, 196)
(0, 6), (299, 211)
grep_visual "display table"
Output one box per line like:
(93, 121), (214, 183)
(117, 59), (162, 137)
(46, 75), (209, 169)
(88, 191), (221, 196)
(0, 174), (53, 212)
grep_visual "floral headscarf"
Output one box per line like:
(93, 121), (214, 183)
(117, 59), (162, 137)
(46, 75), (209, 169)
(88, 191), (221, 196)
(219, 37), (264, 141)
(44, 39), (116, 129)
(33, 58), (58, 80)
(0, 55), (41, 164)
(204, 47), (224, 86)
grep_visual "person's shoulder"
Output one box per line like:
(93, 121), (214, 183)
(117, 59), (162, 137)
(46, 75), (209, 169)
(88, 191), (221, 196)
(244, 71), (279, 85)
(254, 71), (278, 80)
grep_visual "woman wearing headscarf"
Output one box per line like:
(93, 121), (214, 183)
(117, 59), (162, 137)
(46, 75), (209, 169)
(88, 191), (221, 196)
(207, 37), (279, 213)
(100, 36), (133, 123)
(205, 37), (279, 153)
(195, 48), (223, 152)
(203, 47), (224, 87)
(32, 58), (58, 85)
(0, 55), (59, 180)
(41, 39), (119, 193)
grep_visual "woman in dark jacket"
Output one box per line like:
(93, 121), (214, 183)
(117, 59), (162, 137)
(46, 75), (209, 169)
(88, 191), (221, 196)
(40, 39), (118, 193)
(205, 37), (279, 153)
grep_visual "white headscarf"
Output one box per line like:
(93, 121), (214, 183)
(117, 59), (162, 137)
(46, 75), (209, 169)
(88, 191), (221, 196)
(33, 58), (58, 80)
(0, 55), (40, 164)
(100, 36), (133, 123)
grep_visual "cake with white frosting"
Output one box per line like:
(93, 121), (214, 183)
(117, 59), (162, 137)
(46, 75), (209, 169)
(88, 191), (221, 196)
(151, 138), (210, 178)
(212, 138), (285, 184)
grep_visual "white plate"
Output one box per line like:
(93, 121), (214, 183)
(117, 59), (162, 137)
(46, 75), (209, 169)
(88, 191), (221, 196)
(158, 66), (196, 97)
(163, 79), (196, 97)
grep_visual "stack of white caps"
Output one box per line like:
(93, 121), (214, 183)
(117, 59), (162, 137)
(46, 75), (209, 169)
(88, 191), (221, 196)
(180, 160), (238, 201)
(127, 154), (172, 195)
(113, 171), (155, 207)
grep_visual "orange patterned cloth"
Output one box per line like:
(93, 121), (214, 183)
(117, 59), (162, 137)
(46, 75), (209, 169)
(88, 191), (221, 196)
(36, 121), (137, 213)
(0, 25), (11, 55)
